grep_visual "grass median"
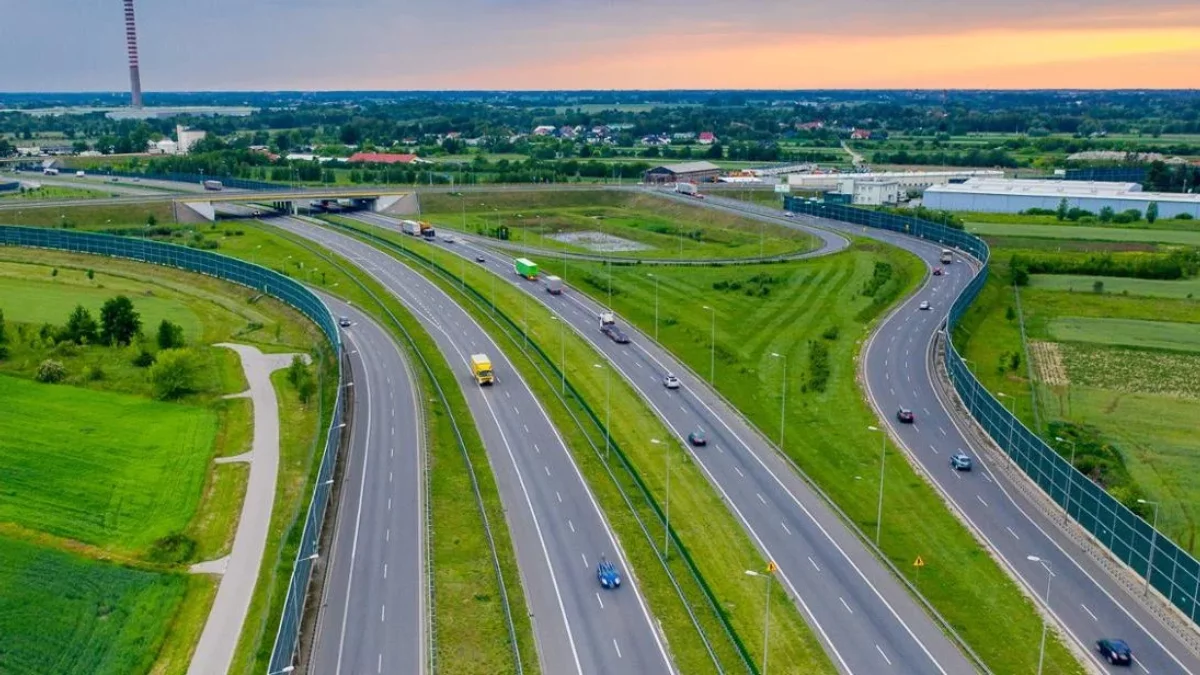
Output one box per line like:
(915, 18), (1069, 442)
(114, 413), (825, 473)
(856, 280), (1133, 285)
(325, 214), (841, 675)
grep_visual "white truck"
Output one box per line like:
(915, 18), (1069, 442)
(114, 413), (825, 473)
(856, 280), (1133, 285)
(676, 182), (698, 196)
(401, 220), (422, 236)
(545, 275), (563, 295)
(599, 311), (615, 327)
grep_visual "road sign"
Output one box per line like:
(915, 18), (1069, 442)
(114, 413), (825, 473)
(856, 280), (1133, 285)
(913, 556), (925, 568)
(766, 561), (778, 574)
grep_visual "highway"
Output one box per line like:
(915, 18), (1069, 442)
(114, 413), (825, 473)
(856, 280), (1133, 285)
(269, 216), (674, 675)
(696, 192), (1200, 674)
(347, 211), (976, 674)
(309, 298), (427, 675)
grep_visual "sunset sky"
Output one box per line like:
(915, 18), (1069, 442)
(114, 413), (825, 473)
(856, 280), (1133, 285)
(2, 0), (1198, 91)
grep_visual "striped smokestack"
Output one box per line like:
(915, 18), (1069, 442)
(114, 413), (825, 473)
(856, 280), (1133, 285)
(124, 0), (143, 108)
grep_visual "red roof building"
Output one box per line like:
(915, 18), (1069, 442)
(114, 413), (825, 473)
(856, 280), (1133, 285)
(850, 129), (872, 140)
(698, 131), (717, 145)
(348, 152), (421, 164)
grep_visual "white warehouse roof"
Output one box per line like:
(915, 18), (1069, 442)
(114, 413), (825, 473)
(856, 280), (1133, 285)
(924, 178), (1200, 219)
(928, 178), (1142, 198)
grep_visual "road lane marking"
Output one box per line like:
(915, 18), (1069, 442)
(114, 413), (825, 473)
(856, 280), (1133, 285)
(596, 593), (604, 609)
(381, 604), (386, 622)
(734, 466), (744, 478)
(568, 520), (575, 533)
(377, 653), (382, 673)
(1006, 527), (1020, 540)
(383, 564), (388, 579)
(840, 597), (853, 614)
(757, 493), (766, 505)
(977, 495), (988, 507)
(557, 491), (562, 503)
(581, 553), (588, 568)
(939, 427), (947, 436)
(613, 639), (622, 658)
(929, 445), (939, 455)
(387, 498), (392, 511)
(545, 465), (551, 476)
(809, 557), (821, 572)
(524, 424), (530, 433)
(1081, 604), (1098, 621)
(782, 522), (791, 535)
(876, 645), (892, 666)
(386, 529), (389, 542)
(389, 471), (392, 483)
(534, 443), (540, 453)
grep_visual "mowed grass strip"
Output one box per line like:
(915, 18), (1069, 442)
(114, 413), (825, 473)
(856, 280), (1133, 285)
(1029, 273), (1200, 299)
(1047, 317), (1200, 353)
(0, 374), (218, 553)
(0, 533), (188, 675)
(967, 221), (1200, 246)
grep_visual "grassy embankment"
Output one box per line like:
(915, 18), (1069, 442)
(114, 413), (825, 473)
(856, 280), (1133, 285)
(419, 190), (817, 260)
(0, 249), (325, 675)
(0, 185), (109, 201)
(1, 200), (175, 228)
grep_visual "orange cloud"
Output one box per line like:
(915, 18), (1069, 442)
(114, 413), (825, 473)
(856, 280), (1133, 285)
(422, 25), (1200, 89)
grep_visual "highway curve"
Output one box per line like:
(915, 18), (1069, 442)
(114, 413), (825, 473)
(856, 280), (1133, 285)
(702, 192), (1200, 674)
(346, 211), (976, 674)
(309, 298), (427, 675)
(269, 216), (674, 675)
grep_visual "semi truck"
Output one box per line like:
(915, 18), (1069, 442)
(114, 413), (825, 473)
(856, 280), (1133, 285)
(599, 312), (615, 327)
(471, 354), (494, 385)
(515, 258), (538, 280)
(419, 221), (436, 239)
(202, 180), (224, 191)
(401, 220), (422, 236)
(545, 275), (563, 294)
(940, 249), (953, 264)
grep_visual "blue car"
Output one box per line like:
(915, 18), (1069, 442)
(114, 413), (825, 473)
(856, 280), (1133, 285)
(950, 452), (973, 471)
(597, 558), (622, 589)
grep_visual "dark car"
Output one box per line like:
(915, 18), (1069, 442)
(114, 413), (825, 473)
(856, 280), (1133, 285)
(896, 407), (915, 423)
(601, 324), (630, 344)
(1097, 638), (1132, 666)
(950, 452), (973, 471)
(932, 267), (944, 276)
(688, 430), (708, 446)
(597, 558), (622, 589)
(338, 317), (352, 328)
(475, 255), (486, 263)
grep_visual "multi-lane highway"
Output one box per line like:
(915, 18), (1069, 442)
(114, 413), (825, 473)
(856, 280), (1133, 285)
(309, 298), (427, 675)
(697, 192), (1200, 673)
(347, 211), (976, 674)
(270, 216), (674, 675)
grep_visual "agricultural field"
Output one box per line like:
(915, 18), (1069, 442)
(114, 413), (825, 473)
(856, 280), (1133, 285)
(1047, 317), (1200, 353)
(967, 222), (1200, 246)
(1029, 274), (1200, 299)
(0, 200), (175, 228)
(418, 189), (816, 259)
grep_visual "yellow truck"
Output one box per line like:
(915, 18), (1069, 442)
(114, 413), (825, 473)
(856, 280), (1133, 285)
(471, 353), (494, 385)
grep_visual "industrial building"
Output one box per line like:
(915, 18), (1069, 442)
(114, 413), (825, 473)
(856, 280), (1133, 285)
(787, 169), (1004, 192)
(176, 125), (207, 154)
(643, 161), (723, 185)
(835, 178), (902, 206)
(924, 178), (1200, 219)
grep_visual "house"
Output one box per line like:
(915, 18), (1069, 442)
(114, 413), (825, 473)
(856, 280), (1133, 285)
(796, 121), (825, 131)
(850, 129), (873, 141)
(558, 126), (578, 139)
(347, 152), (425, 165)
(641, 135), (670, 146)
(642, 161), (723, 185)
(533, 125), (557, 136)
(673, 132), (697, 142)
(698, 132), (717, 145)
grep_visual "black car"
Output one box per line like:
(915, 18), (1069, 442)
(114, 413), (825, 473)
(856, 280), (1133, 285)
(896, 407), (915, 423)
(338, 317), (352, 328)
(1097, 639), (1132, 666)
(688, 430), (707, 446)
(601, 324), (630, 344)
(475, 255), (486, 263)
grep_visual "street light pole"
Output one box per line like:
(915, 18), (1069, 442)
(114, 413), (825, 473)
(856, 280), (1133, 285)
(868, 425), (886, 545)
(703, 305), (715, 385)
(552, 315), (565, 394)
(1027, 555), (1053, 675)
(771, 353), (786, 451)
(745, 567), (775, 675)
(997, 391), (1014, 448)
(1138, 498), (1161, 596)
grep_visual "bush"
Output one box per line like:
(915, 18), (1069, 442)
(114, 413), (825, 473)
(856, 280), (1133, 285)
(156, 319), (185, 350)
(147, 533), (197, 564)
(806, 340), (831, 393)
(132, 349), (157, 368)
(82, 365), (105, 381)
(35, 359), (67, 384)
(1175, 213), (1194, 220)
(1005, 306), (1016, 321)
(821, 325), (840, 341)
(149, 349), (197, 400)
(1093, 280), (1105, 294)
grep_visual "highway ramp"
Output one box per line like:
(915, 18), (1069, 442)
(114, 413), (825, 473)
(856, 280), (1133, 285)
(309, 299), (427, 675)
(270, 216), (674, 675)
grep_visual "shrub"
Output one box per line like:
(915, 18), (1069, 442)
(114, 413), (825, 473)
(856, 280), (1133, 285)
(806, 340), (831, 393)
(100, 295), (141, 346)
(35, 359), (67, 383)
(82, 365), (105, 381)
(1005, 306), (1016, 321)
(147, 533), (197, 564)
(149, 348), (197, 400)
(132, 349), (157, 368)
(62, 304), (99, 345)
(156, 319), (185, 350)
(821, 325), (840, 341)
(1175, 213), (1194, 220)
(1093, 280), (1105, 294)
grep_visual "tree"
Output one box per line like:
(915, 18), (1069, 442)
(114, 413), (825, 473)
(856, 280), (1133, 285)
(1093, 280), (1105, 294)
(1099, 206), (1114, 223)
(146, 214), (158, 227)
(63, 304), (99, 344)
(149, 349), (197, 400)
(287, 354), (317, 404)
(99, 295), (141, 346)
(0, 308), (7, 360)
(156, 319), (185, 349)
(1146, 201), (1159, 224)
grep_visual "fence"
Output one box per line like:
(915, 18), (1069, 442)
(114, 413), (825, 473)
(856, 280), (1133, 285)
(0, 225), (346, 673)
(82, 167), (289, 192)
(781, 196), (1200, 626)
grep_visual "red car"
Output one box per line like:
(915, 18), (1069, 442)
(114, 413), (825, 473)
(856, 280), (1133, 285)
(897, 408), (915, 423)
(932, 267), (944, 276)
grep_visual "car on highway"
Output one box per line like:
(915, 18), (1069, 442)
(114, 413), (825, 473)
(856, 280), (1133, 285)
(688, 430), (708, 446)
(932, 267), (943, 276)
(896, 407), (915, 423)
(784, 211), (795, 218)
(664, 374), (680, 389)
(601, 324), (630, 344)
(950, 452), (973, 471)
(1097, 638), (1133, 666)
(338, 317), (352, 328)
(440, 233), (457, 244)
(474, 255), (486, 263)
(919, 300), (931, 310)
(597, 557), (622, 589)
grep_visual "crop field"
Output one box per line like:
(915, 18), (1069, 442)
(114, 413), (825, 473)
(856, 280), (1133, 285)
(1048, 317), (1200, 353)
(1029, 273), (1200, 299)
(418, 189), (816, 259)
(0, 534), (189, 675)
(967, 222), (1200, 246)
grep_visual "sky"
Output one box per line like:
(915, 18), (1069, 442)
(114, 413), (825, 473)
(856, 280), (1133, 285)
(1, 0), (1198, 91)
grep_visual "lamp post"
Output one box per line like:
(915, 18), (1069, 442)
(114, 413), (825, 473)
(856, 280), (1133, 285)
(745, 564), (777, 675)
(1055, 435), (1077, 522)
(771, 352), (786, 451)
(703, 305), (716, 385)
(1027, 555), (1053, 675)
(648, 273), (659, 342)
(868, 425), (886, 545)
(593, 363), (611, 460)
(1138, 499), (1161, 596)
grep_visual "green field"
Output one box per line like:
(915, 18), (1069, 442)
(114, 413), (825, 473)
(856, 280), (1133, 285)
(419, 190), (816, 259)
(1029, 274), (1200, 299)
(0, 185), (108, 201)
(0, 201), (175, 228)
(0, 534), (189, 675)
(967, 221), (1200, 246)
(1048, 317), (1200, 353)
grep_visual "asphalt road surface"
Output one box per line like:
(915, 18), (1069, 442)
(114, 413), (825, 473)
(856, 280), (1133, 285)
(309, 298), (427, 675)
(348, 211), (976, 674)
(271, 216), (674, 675)
(700, 192), (1200, 674)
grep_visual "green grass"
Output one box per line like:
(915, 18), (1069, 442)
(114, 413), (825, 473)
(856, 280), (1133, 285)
(967, 221), (1200, 246)
(1029, 273), (1200, 299)
(1, 201), (175, 228)
(1047, 317), (1200, 353)
(0, 185), (109, 200)
(419, 189), (816, 260)
(0, 533), (188, 675)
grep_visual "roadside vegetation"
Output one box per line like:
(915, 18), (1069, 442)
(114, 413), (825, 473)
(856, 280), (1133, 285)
(1, 200), (174, 229)
(0, 184), (108, 201)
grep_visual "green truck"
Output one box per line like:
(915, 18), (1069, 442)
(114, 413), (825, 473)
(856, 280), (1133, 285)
(514, 258), (538, 280)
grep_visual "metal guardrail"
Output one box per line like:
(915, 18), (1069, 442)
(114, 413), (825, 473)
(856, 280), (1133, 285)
(0, 225), (345, 674)
(781, 197), (1200, 628)
(323, 217), (758, 675)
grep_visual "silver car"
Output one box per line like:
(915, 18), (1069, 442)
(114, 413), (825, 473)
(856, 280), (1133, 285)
(664, 374), (680, 389)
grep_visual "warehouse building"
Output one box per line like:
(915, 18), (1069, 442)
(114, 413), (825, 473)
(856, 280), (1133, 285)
(924, 178), (1200, 219)
(787, 169), (1004, 192)
(643, 161), (722, 184)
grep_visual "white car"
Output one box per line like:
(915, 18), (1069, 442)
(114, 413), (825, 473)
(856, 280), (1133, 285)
(664, 374), (681, 389)
(784, 211), (795, 218)
(440, 234), (457, 244)
(919, 301), (931, 311)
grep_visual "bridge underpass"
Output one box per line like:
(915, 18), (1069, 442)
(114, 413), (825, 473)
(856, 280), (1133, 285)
(174, 189), (418, 223)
